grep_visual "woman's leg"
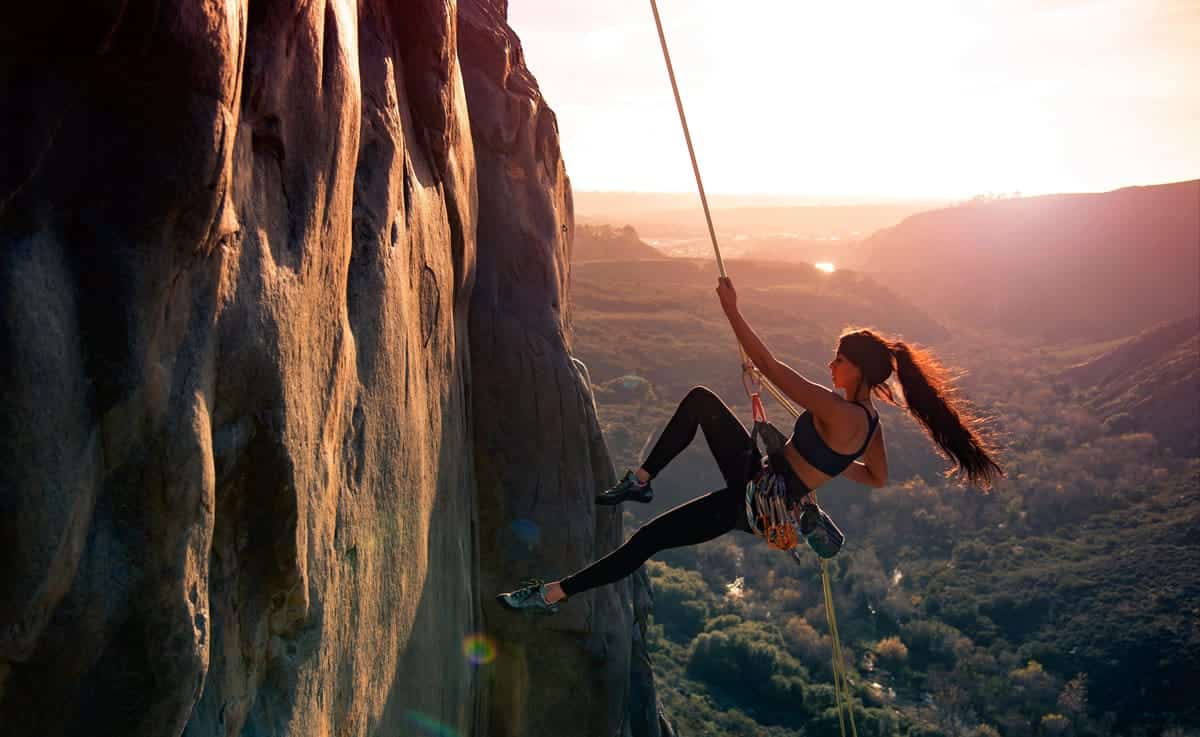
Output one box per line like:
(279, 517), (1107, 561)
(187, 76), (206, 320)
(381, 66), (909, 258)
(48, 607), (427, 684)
(558, 485), (745, 598)
(641, 386), (755, 489)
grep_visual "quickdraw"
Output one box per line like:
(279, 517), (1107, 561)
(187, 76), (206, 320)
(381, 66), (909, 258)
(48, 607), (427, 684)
(745, 457), (801, 550)
(744, 414), (805, 551)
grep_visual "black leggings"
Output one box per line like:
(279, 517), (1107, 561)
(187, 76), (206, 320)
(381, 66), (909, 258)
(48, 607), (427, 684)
(560, 386), (757, 597)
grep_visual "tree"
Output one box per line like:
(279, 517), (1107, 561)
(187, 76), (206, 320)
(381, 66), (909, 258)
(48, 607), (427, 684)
(648, 561), (712, 641)
(874, 636), (909, 672)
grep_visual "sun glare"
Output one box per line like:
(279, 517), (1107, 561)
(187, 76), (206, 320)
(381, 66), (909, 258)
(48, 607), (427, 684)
(816, 262), (836, 273)
(509, 1), (1200, 198)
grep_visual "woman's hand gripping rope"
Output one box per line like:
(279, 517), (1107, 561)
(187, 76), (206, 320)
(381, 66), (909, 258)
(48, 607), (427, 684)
(716, 276), (738, 315)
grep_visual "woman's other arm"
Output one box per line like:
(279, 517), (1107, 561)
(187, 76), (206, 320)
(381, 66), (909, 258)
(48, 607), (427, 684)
(841, 461), (883, 488)
(844, 426), (888, 487)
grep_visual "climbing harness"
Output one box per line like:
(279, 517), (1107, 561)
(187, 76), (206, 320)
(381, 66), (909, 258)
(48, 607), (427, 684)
(741, 378), (847, 558)
(742, 412), (847, 559)
(647, 2), (859, 733)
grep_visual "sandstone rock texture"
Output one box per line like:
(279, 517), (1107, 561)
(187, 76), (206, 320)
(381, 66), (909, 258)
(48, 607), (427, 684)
(460, 3), (663, 735)
(0, 1), (660, 735)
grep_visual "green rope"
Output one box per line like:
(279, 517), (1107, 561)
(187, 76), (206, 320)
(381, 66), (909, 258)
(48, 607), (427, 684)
(824, 559), (859, 737)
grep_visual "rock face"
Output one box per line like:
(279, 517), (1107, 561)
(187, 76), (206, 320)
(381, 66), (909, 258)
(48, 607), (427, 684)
(459, 2), (657, 735)
(1, 1), (658, 735)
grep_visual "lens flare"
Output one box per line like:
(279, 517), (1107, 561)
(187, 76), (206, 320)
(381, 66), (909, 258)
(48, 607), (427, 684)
(510, 519), (540, 548)
(502, 519), (541, 561)
(462, 633), (497, 666)
(404, 710), (461, 737)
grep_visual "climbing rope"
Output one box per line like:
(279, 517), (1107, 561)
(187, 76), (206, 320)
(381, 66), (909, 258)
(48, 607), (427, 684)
(646, 2), (858, 733)
(647, 0), (725, 280)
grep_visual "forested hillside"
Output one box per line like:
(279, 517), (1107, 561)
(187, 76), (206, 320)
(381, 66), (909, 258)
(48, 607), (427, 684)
(1056, 317), (1199, 457)
(569, 254), (1200, 737)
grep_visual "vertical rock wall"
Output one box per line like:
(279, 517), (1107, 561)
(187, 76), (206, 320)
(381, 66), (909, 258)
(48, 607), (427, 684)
(1, 1), (480, 735)
(1, 1), (662, 735)
(458, 2), (641, 735)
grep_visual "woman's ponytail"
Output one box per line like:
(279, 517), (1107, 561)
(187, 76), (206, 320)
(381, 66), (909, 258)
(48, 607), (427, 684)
(888, 340), (1006, 491)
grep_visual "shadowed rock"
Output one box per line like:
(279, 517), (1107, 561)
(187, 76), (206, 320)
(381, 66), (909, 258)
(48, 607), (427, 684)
(1, 2), (667, 735)
(460, 2), (661, 735)
(2, 1), (479, 734)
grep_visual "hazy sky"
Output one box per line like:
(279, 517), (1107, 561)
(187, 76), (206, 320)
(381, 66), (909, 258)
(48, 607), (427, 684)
(507, 0), (1200, 199)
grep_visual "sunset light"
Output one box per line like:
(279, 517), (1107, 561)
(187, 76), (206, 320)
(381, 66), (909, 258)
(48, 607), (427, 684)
(4, 4), (1195, 737)
(510, 0), (1200, 199)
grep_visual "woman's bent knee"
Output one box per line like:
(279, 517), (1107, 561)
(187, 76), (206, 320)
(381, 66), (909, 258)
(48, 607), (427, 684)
(683, 385), (720, 408)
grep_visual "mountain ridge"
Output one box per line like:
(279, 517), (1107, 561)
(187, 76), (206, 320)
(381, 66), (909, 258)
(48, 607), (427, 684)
(847, 180), (1200, 342)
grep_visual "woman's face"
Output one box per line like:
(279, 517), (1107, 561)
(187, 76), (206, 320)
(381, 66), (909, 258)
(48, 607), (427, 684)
(829, 351), (861, 391)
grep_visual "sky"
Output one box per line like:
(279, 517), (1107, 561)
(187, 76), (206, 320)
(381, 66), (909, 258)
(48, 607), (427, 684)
(506, 0), (1200, 200)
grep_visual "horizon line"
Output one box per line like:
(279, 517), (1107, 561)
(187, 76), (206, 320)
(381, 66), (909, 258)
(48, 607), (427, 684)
(573, 178), (1199, 203)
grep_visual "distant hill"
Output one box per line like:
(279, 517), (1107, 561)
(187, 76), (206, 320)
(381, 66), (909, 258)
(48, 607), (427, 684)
(573, 224), (662, 261)
(846, 180), (1200, 342)
(574, 191), (938, 214)
(576, 200), (945, 261)
(1058, 316), (1200, 457)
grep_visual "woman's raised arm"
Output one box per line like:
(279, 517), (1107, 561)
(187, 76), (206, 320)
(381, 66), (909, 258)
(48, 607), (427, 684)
(716, 277), (845, 419)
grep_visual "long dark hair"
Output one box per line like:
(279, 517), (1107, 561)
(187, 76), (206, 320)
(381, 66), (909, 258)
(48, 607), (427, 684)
(838, 328), (1005, 491)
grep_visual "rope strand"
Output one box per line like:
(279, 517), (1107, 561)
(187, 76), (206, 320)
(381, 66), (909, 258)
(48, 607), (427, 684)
(647, 0), (725, 278)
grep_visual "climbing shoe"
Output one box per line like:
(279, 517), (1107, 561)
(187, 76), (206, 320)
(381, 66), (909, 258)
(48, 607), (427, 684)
(495, 578), (562, 615)
(595, 469), (654, 505)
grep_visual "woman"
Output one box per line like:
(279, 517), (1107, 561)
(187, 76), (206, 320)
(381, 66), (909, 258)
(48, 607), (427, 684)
(497, 277), (1005, 614)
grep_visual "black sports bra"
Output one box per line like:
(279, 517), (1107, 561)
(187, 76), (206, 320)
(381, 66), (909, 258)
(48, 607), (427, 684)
(789, 401), (879, 476)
